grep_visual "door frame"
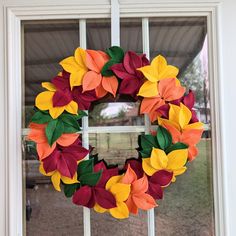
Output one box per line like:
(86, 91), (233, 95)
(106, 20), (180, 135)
(3, 2), (225, 236)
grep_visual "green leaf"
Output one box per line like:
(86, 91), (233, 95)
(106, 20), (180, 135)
(79, 171), (102, 186)
(156, 126), (172, 150)
(139, 148), (152, 158)
(64, 183), (79, 198)
(165, 142), (188, 154)
(101, 59), (116, 76)
(77, 159), (94, 177)
(60, 114), (80, 132)
(73, 110), (88, 120)
(140, 134), (159, 150)
(31, 110), (52, 124)
(106, 46), (124, 62)
(63, 124), (80, 133)
(45, 119), (64, 146)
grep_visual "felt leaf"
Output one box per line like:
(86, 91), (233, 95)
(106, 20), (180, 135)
(101, 59), (116, 76)
(106, 175), (122, 190)
(150, 148), (168, 170)
(45, 119), (64, 146)
(51, 171), (61, 191)
(56, 133), (80, 147)
(35, 91), (53, 110)
(77, 159), (94, 176)
(142, 158), (158, 176)
(72, 186), (92, 206)
(79, 171), (102, 186)
(64, 183), (79, 198)
(140, 134), (159, 150)
(94, 203), (107, 213)
(31, 110), (52, 124)
(94, 187), (117, 209)
(64, 101), (78, 115)
(165, 142), (188, 154)
(121, 165), (137, 184)
(109, 202), (129, 219)
(150, 170), (173, 186)
(60, 114), (80, 132)
(156, 126), (172, 150)
(138, 81), (158, 97)
(148, 182), (163, 199)
(82, 71), (102, 92)
(49, 106), (65, 119)
(102, 75), (118, 97)
(167, 149), (188, 170)
(132, 175), (149, 194)
(110, 183), (131, 202)
(106, 46), (124, 62)
(139, 148), (152, 158)
(42, 82), (56, 91)
(132, 193), (157, 210)
(125, 196), (138, 214)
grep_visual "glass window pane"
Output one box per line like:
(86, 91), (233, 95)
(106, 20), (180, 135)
(22, 20), (83, 235)
(89, 102), (144, 126)
(89, 132), (147, 235)
(149, 17), (214, 235)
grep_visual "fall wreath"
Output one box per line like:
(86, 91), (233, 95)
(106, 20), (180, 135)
(27, 46), (203, 219)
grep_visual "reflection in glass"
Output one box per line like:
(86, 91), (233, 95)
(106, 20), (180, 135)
(120, 18), (142, 53)
(90, 132), (141, 167)
(89, 102), (144, 126)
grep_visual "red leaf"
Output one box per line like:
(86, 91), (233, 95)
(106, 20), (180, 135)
(73, 186), (92, 207)
(150, 170), (173, 186)
(94, 187), (117, 209)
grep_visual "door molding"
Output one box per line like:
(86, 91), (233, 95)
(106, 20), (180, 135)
(4, 2), (225, 236)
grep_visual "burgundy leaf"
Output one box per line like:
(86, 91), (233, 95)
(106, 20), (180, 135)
(73, 186), (92, 206)
(52, 74), (70, 91)
(111, 63), (136, 80)
(119, 78), (143, 96)
(72, 86), (97, 110)
(86, 189), (96, 208)
(43, 149), (60, 173)
(94, 187), (117, 209)
(63, 146), (89, 161)
(148, 182), (163, 200)
(52, 90), (73, 107)
(183, 90), (195, 109)
(150, 170), (173, 186)
(124, 159), (144, 179)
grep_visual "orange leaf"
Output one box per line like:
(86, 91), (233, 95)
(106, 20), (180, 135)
(162, 123), (181, 143)
(188, 146), (199, 161)
(158, 78), (185, 101)
(102, 76), (118, 97)
(121, 165), (137, 185)
(82, 71), (102, 92)
(125, 196), (138, 215)
(95, 83), (107, 98)
(37, 142), (56, 160)
(132, 193), (157, 210)
(181, 129), (203, 146)
(27, 123), (47, 143)
(132, 175), (148, 194)
(57, 133), (80, 147)
(86, 50), (108, 72)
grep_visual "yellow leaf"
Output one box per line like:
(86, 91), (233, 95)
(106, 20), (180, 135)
(151, 55), (167, 76)
(74, 47), (87, 68)
(70, 68), (88, 87)
(35, 91), (53, 110)
(169, 104), (181, 126)
(61, 173), (79, 184)
(173, 167), (187, 177)
(167, 149), (188, 170)
(179, 103), (192, 129)
(158, 117), (179, 131)
(41, 82), (56, 91)
(159, 65), (179, 81)
(94, 203), (107, 213)
(109, 202), (129, 219)
(137, 65), (159, 83)
(142, 158), (158, 176)
(150, 148), (168, 170)
(65, 100), (78, 115)
(138, 81), (158, 97)
(49, 106), (65, 119)
(39, 162), (54, 176)
(185, 122), (204, 130)
(51, 171), (61, 191)
(110, 183), (131, 202)
(106, 175), (122, 190)
(59, 56), (78, 73)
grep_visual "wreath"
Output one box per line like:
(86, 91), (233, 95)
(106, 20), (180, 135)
(27, 46), (203, 219)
